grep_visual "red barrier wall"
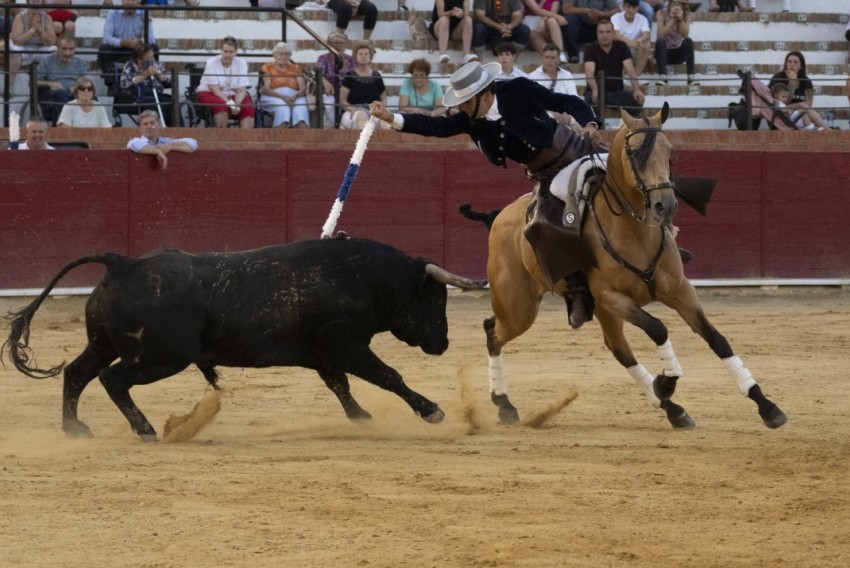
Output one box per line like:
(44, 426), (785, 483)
(1, 149), (848, 289)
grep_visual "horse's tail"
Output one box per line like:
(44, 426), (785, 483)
(3, 253), (121, 379)
(459, 203), (502, 231)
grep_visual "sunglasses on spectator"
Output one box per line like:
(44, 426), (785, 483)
(78, 86), (94, 91)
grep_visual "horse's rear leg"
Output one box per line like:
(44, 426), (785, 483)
(665, 288), (788, 429)
(596, 308), (695, 429)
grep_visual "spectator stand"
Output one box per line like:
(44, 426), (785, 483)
(2, 0), (848, 130)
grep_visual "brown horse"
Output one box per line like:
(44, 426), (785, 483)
(477, 103), (787, 429)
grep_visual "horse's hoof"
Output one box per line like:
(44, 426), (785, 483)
(761, 406), (788, 429)
(669, 410), (696, 429)
(421, 408), (445, 424)
(139, 434), (159, 443)
(498, 406), (520, 425)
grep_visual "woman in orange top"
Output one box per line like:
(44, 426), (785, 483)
(259, 42), (310, 128)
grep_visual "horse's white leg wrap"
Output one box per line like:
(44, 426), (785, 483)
(488, 354), (508, 396)
(627, 364), (661, 408)
(657, 339), (683, 377)
(723, 355), (757, 396)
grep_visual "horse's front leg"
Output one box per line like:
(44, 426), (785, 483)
(663, 285), (788, 429)
(594, 301), (695, 429)
(484, 316), (520, 424)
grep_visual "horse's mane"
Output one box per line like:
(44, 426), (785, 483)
(627, 117), (659, 173)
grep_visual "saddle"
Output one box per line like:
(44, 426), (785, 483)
(523, 153), (607, 287)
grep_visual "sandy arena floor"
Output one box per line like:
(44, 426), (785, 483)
(1, 287), (849, 567)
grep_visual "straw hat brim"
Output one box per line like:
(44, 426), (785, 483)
(443, 62), (502, 107)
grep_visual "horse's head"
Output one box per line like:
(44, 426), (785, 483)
(609, 102), (677, 227)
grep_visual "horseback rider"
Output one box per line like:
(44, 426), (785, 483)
(370, 61), (603, 329)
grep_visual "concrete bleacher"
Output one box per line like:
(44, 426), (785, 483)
(2, 0), (848, 129)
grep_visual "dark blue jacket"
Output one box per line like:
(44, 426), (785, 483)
(400, 77), (598, 168)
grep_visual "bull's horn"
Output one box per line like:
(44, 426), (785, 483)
(425, 264), (487, 290)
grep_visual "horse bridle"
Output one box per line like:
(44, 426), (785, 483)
(621, 126), (676, 222)
(587, 125), (673, 299)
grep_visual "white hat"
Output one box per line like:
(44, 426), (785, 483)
(443, 61), (502, 107)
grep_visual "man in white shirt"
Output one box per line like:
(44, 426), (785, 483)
(493, 42), (527, 80)
(18, 118), (55, 150)
(612, 0), (651, 76)
(127, 110), (197, 169)
(527, 43), (581, 128)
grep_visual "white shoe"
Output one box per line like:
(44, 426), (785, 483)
(439, 53), (449, 63)
(559, 52), (567, 64)
(656, 74), (668, 86)
(463, 53), (479, 63)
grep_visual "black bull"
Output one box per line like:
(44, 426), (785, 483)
(3, 238), (485, 441)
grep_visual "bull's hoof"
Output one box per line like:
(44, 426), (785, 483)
(348, 408), (373, 421)
(421, 408), (445, 424)
(63, 420), (94, 439)
(761, 406), (788, 429)
(653, 374), (679, 402)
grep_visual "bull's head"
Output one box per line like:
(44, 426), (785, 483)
(391, 263), (486, 356)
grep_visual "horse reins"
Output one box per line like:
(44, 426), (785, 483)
(587, 126), (671, 299)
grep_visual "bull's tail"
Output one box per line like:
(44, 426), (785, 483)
(2, 253), (121, 379)
(458, 203), (502, 231)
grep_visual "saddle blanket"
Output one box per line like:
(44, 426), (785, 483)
(550, 153), (608, 219)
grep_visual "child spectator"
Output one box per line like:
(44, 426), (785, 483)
(494, 41), (527, 79)
(770, 82), (828, 130)
(612, 0), (651, 76)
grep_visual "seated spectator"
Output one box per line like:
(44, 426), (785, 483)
(9, 0), (57, 80)
(744, 0), (787, 11)
(771, 82), (827, 130)
(315, 32), (356, 128)
(634, 0), (663, 31)
(583, 18), (644, 117)
(768, 50), (812, 108)
(98, 0), (157, 95)
(196, 36), (255, 129)
(259, 42), (310, 129)
(127, 110), (197, 170)
(562, 0), (621, 63)
(654, 0), (698, 86)
(528, 43), (581, 128)
(56, 76), (113, 127)
(523, 0), (568, 61)
(324, 0), (378, 41)
(398, 58), (446, 117)
(339, 40), (387, 129)
(529, 43), (578, 95)
(430, 0), (476, 64)
(708, 0), (752, 12)
(44, 0), (77, 43)
(119, 43), (174, 126)
(36, 37), (87, 124)
(20, 118), (55, 150)
(472, 0), (531, 58)
(494, 41), (527, 79)
(612, 0), (650, 76)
